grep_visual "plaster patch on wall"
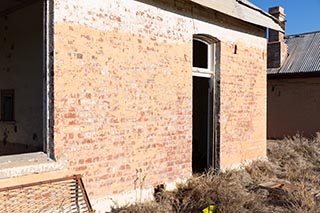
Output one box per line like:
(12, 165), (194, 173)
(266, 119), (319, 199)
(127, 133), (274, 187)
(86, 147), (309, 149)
(54, 0), (266, 48)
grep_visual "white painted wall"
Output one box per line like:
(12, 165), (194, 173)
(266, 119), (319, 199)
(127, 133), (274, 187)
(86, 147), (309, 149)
(54, 0), (266, 49)
(0, 1), (43, 149)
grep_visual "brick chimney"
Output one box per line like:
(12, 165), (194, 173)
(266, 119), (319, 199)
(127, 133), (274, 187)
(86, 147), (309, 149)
(267, 6), (287, 68)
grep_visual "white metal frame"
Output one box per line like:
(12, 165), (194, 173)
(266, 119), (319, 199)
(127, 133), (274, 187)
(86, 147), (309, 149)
(192, 37), (215, 77)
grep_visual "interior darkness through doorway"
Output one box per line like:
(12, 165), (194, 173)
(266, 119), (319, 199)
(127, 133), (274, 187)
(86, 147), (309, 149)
(192, 76), (213, 173)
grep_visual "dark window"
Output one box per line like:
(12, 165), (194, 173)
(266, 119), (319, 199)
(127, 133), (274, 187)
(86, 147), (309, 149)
(193, 40), (208, 69)
(1, 89), (15, 121)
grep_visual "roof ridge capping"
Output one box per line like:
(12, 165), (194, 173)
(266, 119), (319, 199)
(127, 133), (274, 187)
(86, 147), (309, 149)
(286, 30), (320, 39)
(189, 0), (284, 32)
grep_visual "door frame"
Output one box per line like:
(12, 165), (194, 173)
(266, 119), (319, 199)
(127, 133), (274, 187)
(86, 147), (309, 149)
(192, 34), (220, 171)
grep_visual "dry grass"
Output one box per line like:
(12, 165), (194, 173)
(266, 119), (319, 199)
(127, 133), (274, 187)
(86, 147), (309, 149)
(112, 134), (320, 212)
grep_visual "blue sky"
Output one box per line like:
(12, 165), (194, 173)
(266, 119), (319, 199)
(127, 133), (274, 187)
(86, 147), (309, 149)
(250, 0), (320, 35)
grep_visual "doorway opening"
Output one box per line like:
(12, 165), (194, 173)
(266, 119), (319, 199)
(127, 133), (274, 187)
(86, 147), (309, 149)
(0, 0), (52, 157)
(192, 76), (213, 173)
(192, 35), (220, 173)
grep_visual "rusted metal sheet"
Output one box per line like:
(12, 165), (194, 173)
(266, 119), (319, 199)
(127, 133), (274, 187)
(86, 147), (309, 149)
(189, 0), (283, 32)
(268, 31), (320, 74)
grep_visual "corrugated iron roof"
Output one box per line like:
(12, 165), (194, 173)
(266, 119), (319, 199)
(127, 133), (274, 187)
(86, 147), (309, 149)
(268, 31), (320, 74)
(189, 0), (283, 32)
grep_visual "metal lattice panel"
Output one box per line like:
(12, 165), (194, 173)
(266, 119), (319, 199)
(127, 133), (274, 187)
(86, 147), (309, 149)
(0, 175), (93, 213)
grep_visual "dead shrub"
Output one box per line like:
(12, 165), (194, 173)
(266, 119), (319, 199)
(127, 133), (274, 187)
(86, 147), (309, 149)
(112, 135), (320, 212)
(165, 170), (263, 213)
(112, 202), (173, 213)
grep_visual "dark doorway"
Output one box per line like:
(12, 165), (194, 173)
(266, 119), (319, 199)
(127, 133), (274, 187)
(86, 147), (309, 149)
(192, 76), (213, 173)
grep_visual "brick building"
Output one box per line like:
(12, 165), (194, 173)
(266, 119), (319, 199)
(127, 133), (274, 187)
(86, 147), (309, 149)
(0, 0), (282, 211)
(267, 7), (320, 139)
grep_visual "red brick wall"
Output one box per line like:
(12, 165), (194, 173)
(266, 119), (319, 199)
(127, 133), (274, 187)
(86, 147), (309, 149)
(52, 0), (267, 202)
(220, 42), (267, 168)
(53, 25), (193, 197)
(53, 0), (194, 199)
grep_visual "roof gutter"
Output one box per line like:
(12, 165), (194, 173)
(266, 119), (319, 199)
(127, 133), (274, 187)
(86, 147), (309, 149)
(189, 0), (284, 32)
(237, 0), (284, 28)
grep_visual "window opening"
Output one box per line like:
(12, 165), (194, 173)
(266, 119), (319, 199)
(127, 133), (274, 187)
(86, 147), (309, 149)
(1, 90), (15, 121)
(193, 40), (208, 69)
